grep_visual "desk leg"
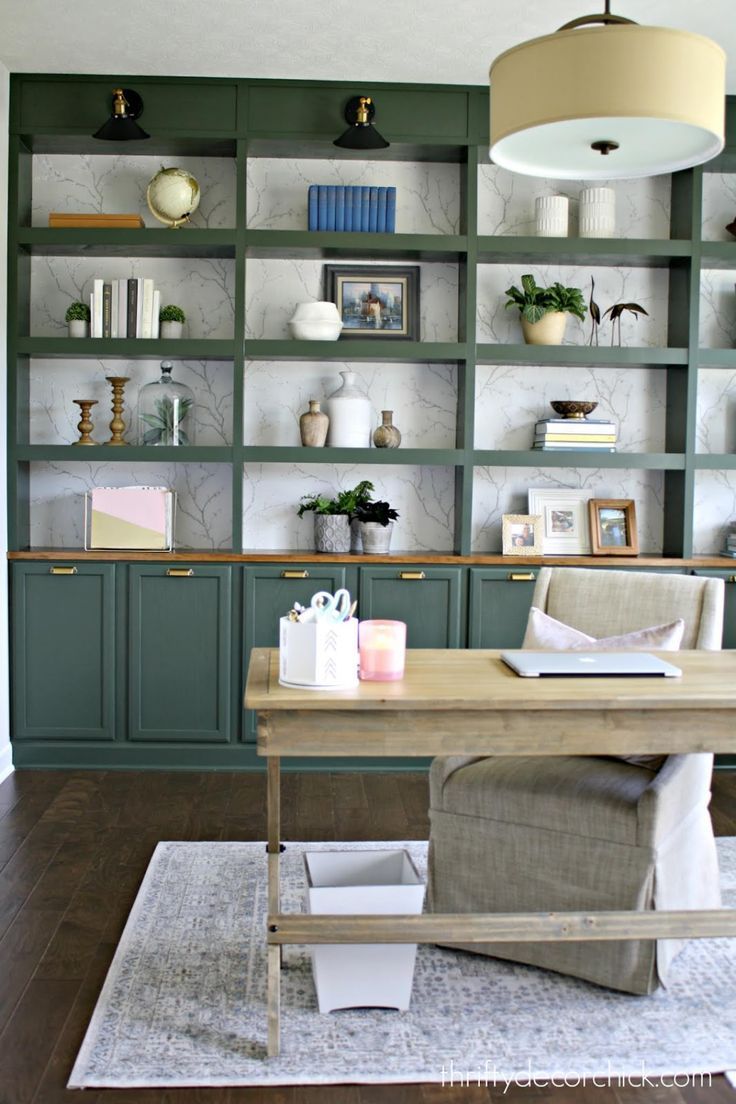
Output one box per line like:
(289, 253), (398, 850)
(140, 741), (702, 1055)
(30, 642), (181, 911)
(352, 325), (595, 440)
(266, 755), (281, 1058)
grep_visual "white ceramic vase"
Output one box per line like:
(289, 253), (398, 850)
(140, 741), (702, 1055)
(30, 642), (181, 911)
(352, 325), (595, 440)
(535, 195), (569, 237)
(325, 370), (372, 448)
(160, 320), (184, 339)
(579, 187), (616, 238)
(68, 319), (88, 338)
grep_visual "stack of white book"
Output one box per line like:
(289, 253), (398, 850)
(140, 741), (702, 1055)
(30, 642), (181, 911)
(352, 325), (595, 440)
(533, 417), (617, 452)
(89, 277), (161, 339)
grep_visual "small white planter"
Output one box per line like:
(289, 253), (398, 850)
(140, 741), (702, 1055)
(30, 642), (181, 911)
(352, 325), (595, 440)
(359, 520), (394, 554)
(521, 312), (568, 346)
(304, 849), (425, 1013)
(160, 320), (184, 339)
(279, 616), (358, 690)
(68, 319), (89, 338)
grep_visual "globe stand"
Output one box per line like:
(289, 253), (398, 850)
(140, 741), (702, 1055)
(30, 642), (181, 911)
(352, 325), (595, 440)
(146, 166), (201, 230)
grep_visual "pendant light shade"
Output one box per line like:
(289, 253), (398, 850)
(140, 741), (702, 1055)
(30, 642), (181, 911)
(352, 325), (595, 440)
(489, 23), (725, 179)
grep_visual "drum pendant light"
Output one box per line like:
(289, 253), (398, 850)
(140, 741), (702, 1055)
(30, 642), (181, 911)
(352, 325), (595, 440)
(489, 3), (725, 179)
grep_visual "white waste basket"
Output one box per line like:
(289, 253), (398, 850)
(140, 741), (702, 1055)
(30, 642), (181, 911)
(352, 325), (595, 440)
(304, 849), (425, 1013)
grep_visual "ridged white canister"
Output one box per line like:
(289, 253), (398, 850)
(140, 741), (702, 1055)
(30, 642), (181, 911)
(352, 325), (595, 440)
(535, 194), (569, 237)
(579, 187), (616, 238)
(325, 370), (372, 448)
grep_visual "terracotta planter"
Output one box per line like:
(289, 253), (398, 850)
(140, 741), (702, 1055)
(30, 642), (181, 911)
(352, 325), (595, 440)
(521, 312), (567, 346)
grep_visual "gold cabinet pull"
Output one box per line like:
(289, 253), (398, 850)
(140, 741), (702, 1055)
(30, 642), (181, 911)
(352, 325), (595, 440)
(508, 572), (535, 582)
(166, 568), (194, 577)
(729, 576), (736, 585)
(399, 571), (426, 581)
(281, 570), (309, 579)
(50, 566), (77, 575)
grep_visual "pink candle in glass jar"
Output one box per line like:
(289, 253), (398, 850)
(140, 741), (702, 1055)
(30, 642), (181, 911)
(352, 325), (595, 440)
(359, 620), (407, 681)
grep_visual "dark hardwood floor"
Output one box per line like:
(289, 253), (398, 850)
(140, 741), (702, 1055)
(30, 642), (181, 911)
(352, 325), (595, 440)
(0, 767), (734, 1104)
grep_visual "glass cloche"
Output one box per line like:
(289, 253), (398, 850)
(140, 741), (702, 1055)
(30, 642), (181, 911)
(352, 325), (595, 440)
(138, 361), (195, 446)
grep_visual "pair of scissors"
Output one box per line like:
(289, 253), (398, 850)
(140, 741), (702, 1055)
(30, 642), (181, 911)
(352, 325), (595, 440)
(310, 589), (351, 623)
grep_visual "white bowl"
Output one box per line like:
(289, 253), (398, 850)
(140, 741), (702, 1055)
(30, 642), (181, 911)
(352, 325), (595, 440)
(291, 301), (341, 322)
(289, 319), (342, 341)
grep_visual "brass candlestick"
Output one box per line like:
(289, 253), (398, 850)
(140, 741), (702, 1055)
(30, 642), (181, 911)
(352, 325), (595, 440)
(72, 399), (98, 446)
(104, 376), (130, 446)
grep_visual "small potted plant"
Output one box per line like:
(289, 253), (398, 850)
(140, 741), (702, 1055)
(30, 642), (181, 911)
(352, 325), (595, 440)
(354, 497), (399, 554)
(65, 300), (90, 338)
(297, 480), (375, 553)
(504, 274), (586, 345)
(159, 304), (186, 339)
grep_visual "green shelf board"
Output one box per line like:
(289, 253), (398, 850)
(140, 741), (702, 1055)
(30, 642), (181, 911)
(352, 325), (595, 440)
(475, 344), (688, 368)
(244, 340), (467, 362)
(15, 446), (235, 463)
(240, 446), (463, 465)
(16, 338), (237, 361)
(244, 229), (467, 261)
(699, 242), (736, 269)
(244, 137), (469, 163)
(472, 451), (685, 470)
(694, 454), (736, 470)
(15, 227), (236, 258)
(697, 349), (736, 368)
(476, 236), (691, 268)
(19, 132), (237, 158)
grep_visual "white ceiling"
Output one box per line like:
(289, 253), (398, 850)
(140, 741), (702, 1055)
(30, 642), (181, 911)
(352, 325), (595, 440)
(0, 0), (734, 90)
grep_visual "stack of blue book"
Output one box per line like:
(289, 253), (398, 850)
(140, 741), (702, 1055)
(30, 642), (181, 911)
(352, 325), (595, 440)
(307, 185), (396, 232)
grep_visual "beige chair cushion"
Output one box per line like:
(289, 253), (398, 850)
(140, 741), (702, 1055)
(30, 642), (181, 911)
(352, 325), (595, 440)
(522, 606), (685, 651)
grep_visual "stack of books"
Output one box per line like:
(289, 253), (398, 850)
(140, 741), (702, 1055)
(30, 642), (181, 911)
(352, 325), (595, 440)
(89, 277), (161, 339)
(307, 185), (396, 232)
(533, 417), (618, 452)
(723, 524), (736, 558)
(49, 212), (144, 229)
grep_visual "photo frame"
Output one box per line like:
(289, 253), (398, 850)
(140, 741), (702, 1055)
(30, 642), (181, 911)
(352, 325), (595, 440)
(589, 499), (639, 556)
(527, 488), (591, 555)
(502, 513), (543, 557)
(323, 265), (420, 340)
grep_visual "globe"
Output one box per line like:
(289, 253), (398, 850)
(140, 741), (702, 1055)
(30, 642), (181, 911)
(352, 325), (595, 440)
(146, 166), (201, 229)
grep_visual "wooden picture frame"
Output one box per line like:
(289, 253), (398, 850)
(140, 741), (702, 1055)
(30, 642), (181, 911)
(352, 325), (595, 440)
(588, 499), (639, 556)
(502, 513), (543, 557)
(527, 488), (591, 555)
(323, 265), (420, 340)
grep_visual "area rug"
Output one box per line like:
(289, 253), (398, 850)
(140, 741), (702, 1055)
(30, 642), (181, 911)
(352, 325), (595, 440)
(69, 839), (736, 1089)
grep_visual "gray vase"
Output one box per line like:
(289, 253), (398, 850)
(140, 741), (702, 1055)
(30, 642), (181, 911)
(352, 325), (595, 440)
(359, 520), (394, 554)
(314, 514), (351, 553)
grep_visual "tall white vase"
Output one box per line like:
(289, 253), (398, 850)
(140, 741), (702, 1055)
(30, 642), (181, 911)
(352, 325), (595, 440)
(325, 370), (372, 448)
(579, 187), (616, 238)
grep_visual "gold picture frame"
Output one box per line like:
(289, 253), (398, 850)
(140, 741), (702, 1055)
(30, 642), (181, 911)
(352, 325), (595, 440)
(502, 513), (543, 556)
(589, 499), (639, 556)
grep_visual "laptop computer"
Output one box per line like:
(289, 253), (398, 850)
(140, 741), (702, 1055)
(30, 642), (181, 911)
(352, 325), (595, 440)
(500, 651), (683, 678)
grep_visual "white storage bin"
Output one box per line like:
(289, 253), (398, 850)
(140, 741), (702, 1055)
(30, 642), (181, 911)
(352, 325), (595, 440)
(279, 616), (358, 689)
(304, 849), (425, 1013)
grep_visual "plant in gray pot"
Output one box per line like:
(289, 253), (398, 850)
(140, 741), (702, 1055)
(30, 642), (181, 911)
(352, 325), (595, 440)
(354, 498), (399, 555)
(297, 480), (375, 554)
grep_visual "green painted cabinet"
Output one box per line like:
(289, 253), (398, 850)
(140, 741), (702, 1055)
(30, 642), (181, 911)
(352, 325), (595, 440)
(242, 564), (349, 742)
(358, 566), (464, 648)
(11, 562), (116, 740)
(127, 565), (232, 743)
(468, 567), (540, 648)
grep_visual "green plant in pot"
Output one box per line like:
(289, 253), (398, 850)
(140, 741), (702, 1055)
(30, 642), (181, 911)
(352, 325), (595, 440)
(159, 303), (186, 339)
(297, 480), (375, 553)
(65, 300), (90, 338)
(504, 274), (586, 346)
(354, 498), (399, 555)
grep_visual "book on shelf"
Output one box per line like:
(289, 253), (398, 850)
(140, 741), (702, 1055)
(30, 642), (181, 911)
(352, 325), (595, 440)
(117, 279), (128, 339)
(140, 278), (155, 339)
(535, 418), (617, 434)
(535, 433), (617, 443)
(127, 278), (138, 337)
(91, 277), (104, 338)
(49, 212), (144, 229)
(533, 443), (617, 452)
(306, 184), (397, 232)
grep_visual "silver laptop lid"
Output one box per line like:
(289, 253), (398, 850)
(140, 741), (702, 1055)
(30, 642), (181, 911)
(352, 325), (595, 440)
(501, 651), (683, 678)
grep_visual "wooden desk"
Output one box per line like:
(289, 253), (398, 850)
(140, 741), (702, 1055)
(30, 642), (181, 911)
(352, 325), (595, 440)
(245, 647), (736, 1057)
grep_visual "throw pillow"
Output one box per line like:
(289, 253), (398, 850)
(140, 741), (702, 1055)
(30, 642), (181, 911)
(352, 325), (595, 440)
(522, 607), (686, 769)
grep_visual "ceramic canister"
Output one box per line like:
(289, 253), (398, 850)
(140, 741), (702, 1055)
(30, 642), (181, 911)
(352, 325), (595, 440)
(579, 187), (616, 238)
(535, 195), (569, 237)
(325, 370), (372, 448)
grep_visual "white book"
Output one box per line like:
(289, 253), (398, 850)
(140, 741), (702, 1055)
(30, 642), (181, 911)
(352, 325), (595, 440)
(152, 289), (161, 339)
(92, 278), (104, 338)
(140, 278), (155, 339)
(117, 279), (128, 338)
(110, 279), (119, 339)
(135, 277), (144, 338)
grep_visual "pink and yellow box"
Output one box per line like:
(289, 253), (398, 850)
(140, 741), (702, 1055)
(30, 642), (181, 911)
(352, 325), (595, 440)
(85, 486), (175, 550)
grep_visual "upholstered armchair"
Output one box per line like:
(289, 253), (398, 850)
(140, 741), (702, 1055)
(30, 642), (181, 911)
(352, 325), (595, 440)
(427, 567), (725, 994)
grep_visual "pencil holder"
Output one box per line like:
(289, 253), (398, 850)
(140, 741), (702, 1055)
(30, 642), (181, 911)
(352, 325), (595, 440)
(279, 617), (359, 690)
